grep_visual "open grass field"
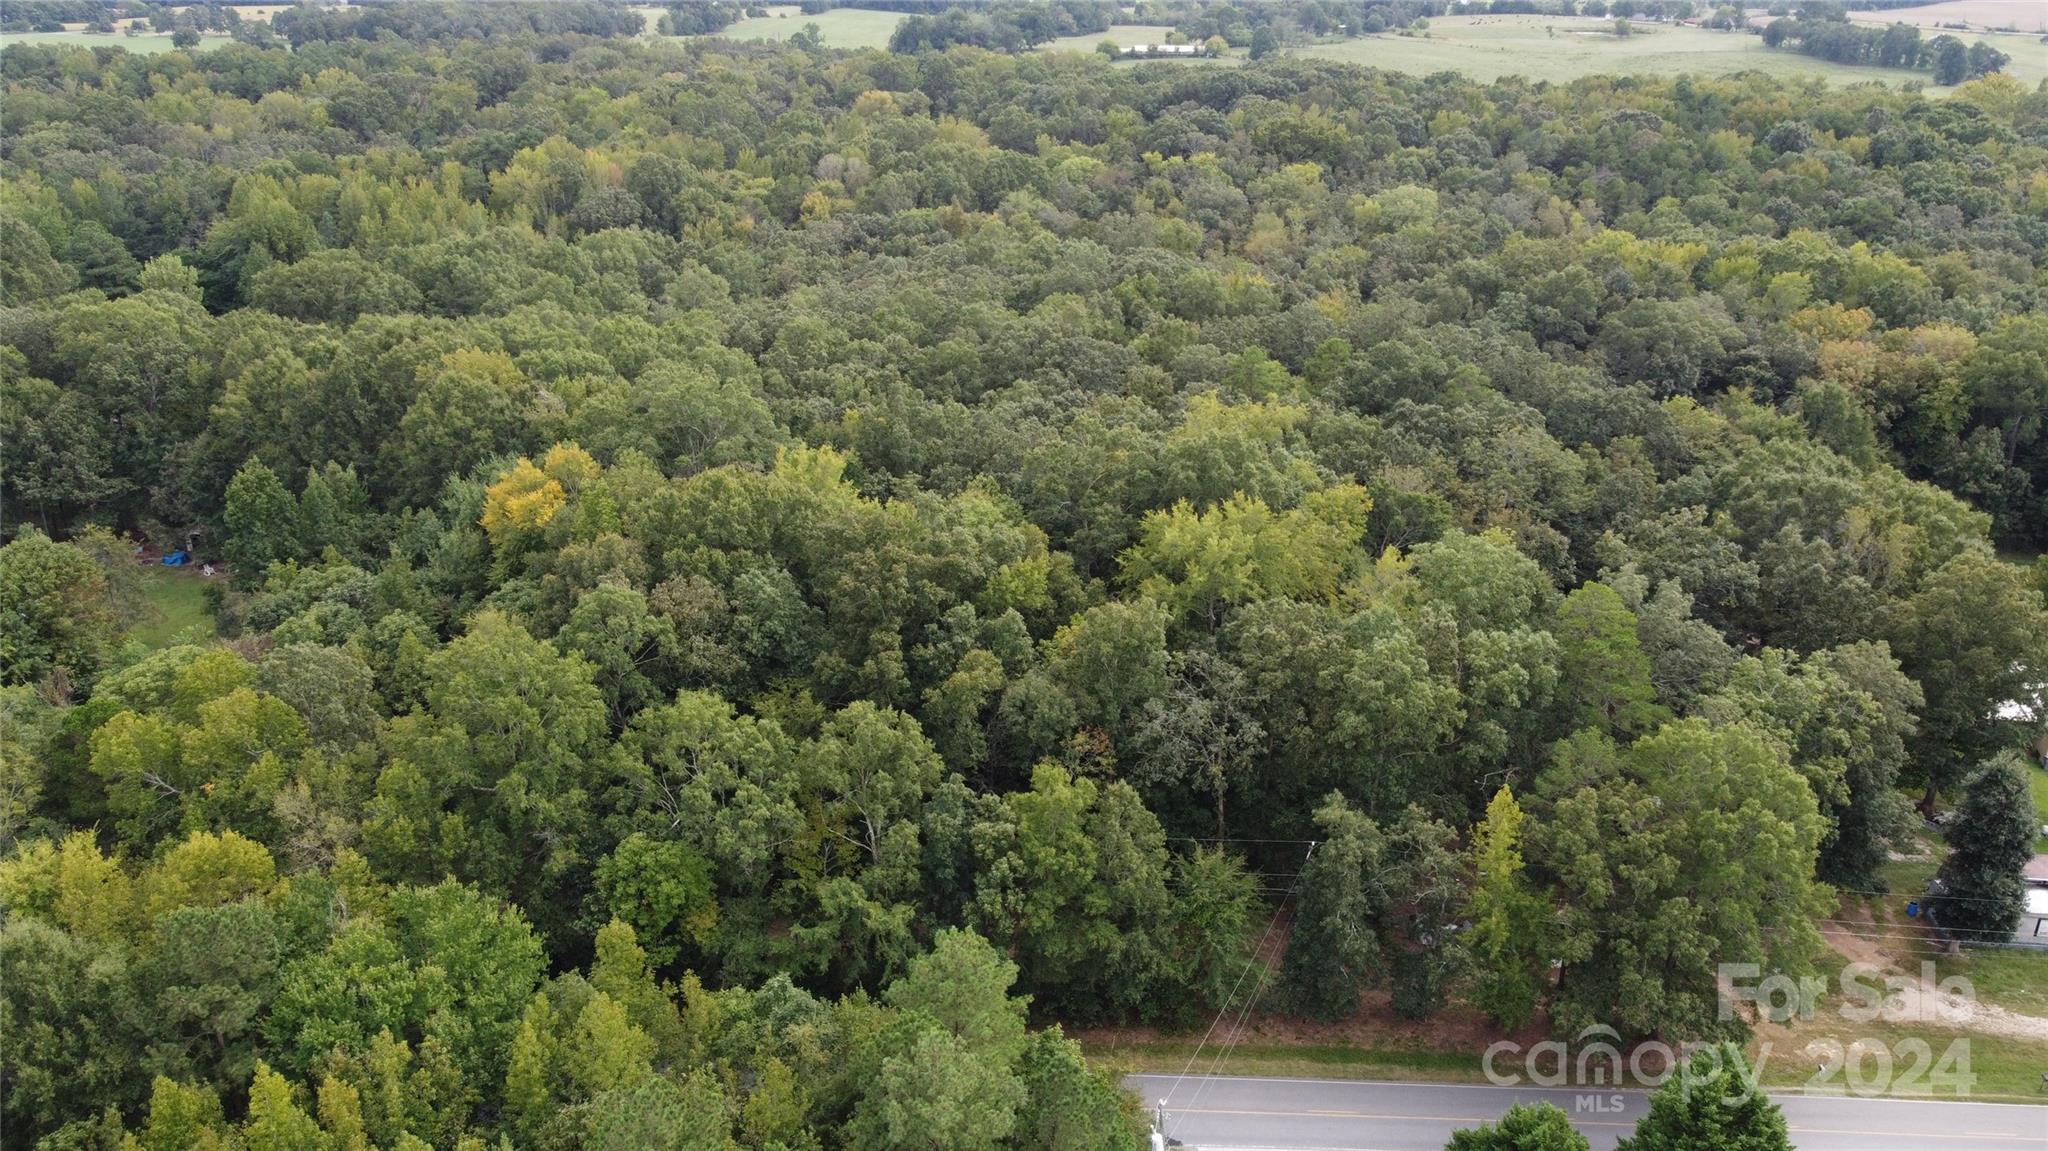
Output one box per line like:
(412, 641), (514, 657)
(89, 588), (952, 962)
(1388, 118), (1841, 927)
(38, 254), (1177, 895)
(125, 567), (215, 651)
(1040, 23), (1177, 52)
(1297, 14), (2047, 89)
(0, 29), (228, 53)
(1851, 1), (2048, 33)
(710, 6), (904, 49)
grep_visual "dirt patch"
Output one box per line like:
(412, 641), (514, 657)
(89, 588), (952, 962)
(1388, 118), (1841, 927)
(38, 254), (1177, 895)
(1808, 899), (2048, 1044)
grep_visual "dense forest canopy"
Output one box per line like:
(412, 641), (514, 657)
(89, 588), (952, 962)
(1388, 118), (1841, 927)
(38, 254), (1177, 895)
(2, 3), (2047, 1149)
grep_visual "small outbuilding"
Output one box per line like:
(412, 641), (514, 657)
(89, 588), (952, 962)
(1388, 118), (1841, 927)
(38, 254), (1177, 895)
(2021, 855), (2048, 946)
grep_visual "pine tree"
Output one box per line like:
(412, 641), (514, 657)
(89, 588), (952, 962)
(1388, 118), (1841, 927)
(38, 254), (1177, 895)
(1466, 787), (1547, 1030)
(1929, 752), (2038, 941)
(1618, 1043), (1790, 1151)
(1280, 794), (1386, 1020)
(1555, 582), (1668, 738)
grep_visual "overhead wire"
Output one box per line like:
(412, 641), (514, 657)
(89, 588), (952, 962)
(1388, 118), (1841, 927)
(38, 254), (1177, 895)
(1157, 839), (1316, 1142)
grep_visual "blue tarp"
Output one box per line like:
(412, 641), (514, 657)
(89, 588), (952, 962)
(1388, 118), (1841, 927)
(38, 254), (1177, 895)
(162, 550), (191, 566)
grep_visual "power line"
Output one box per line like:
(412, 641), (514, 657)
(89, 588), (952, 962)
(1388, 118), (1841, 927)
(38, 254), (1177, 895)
(1835, 886), (2022, 906)
(1158, 839), (1316, 1142)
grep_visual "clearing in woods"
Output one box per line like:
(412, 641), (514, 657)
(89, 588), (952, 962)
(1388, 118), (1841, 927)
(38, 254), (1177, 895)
(709, 6), (905, 49)
(1297, 13), (2048, 89)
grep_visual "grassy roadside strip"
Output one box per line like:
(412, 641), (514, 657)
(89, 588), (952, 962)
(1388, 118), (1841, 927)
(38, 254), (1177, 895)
(1752, 1023), (2048, 1102)
(1086, 1032), (2048, 1103)
(1080, 1036), (1491, 1085)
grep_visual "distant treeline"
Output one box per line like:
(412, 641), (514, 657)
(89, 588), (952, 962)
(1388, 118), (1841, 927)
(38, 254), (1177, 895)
(272, 0), (644, 46)
(886, 0), (1117, 52)
(1765, 12), (2010, 82)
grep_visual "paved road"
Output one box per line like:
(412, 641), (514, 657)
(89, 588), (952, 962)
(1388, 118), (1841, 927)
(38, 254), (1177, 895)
(1130, 1073), (2048, 1150)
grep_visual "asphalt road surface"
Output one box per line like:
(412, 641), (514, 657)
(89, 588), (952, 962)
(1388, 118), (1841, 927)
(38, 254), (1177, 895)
(1129, 1073), (2048, 1150)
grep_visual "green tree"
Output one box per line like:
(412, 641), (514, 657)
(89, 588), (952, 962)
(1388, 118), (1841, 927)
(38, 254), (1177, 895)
(0, 528), (117, 691)
(1887, 551), (2048, 814)
(367, 611), (607, 928)
(137, 1076), (227, 1151)
(1702, 644), (1920, 889)
(1280, 793), (1386, 1021)
(886, 928), (1028, 1059)
(240, 1061), (325, 1151)
(223, 459), (301, 582)
(256, 643), (380, 752)
(1448, 1102), (1590, 1151)
(0, 919), (140, 1134)
(1385, 806), (1465, 1020)
(1047, 599), (1170, 739)
(1928, 753), (2038, 941)
(849, 1026), (1025, 1151)
(137, 254), (204, 301)
(0, 212), (75, 304)
(1012, 1027), (1142, 1151)
(1932, 35), (1967, 83)
(138, 899), (284, 1095)
(585, 1072), (731, 1151)
(384, 880), (546, 1087)
(595, 835), (718, 967)
(1166, 847), (1259, 1018)
(971, 764), (1175, 1021)
(1617, 1043), (1791, 1151)
(619, 689), (798, 895)
(1554, 582), (1667, 738)
(1536, 722), (1828, 1040)
(1131, 650), (1263, 836)
(557, 584), (678, 727)
(1465, 787), (1547, 1030)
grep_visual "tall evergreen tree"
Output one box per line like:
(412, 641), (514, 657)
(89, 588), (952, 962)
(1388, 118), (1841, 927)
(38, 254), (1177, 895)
(1280, 794), (1386, 1020)
(1617, 1043), (1791, 1151)
(1929, 752), (2039, 941)
(1465, 787), (1547, 1030)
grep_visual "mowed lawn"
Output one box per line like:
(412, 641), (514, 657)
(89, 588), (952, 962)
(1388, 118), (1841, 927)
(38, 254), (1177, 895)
(125, 567), (216, 650)
(1299, 15), (2047, 89)
(710, 6), (904, 49)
